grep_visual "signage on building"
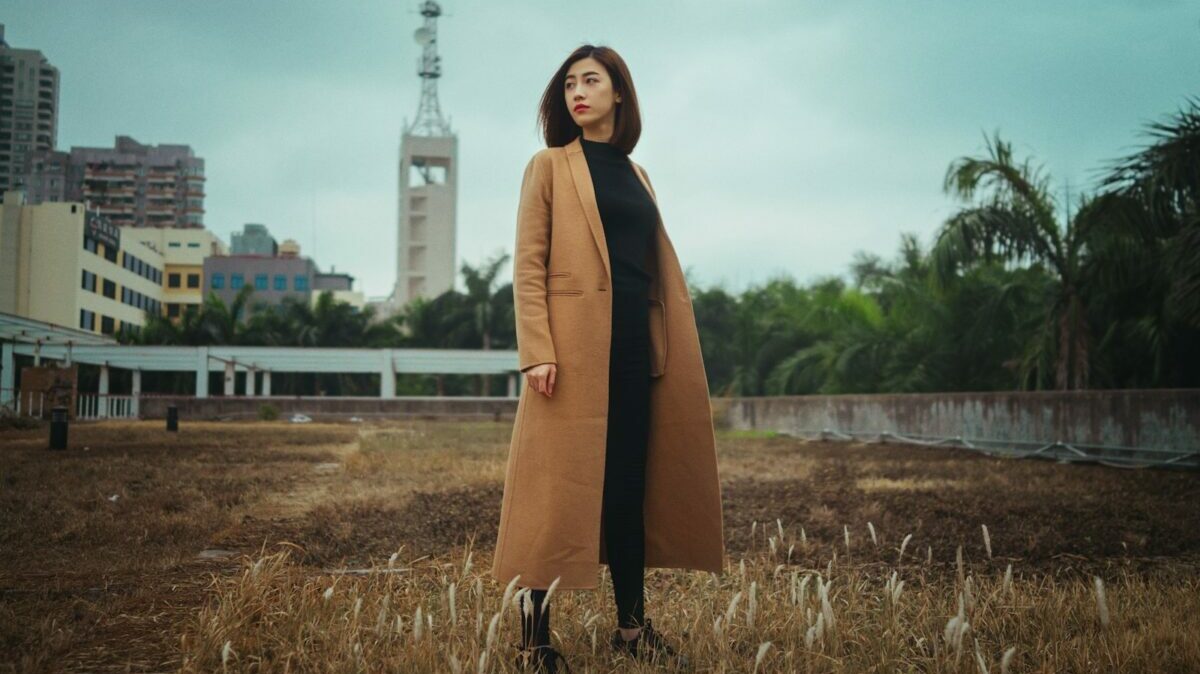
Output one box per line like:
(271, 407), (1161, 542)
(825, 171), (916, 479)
(85, 212), (121, 250)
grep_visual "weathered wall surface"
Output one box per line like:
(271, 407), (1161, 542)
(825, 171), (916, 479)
(715, 390), (1200, 451)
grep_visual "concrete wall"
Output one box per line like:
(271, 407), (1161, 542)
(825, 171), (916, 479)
(717, 389), (1200, 451)
(139, 395), (518, 422)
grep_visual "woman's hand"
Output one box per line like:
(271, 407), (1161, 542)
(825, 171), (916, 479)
(525, 363), (557, 397)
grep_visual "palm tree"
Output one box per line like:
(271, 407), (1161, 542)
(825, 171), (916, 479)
(462, 253), (511, 395)
(932, 130), (1097, 390)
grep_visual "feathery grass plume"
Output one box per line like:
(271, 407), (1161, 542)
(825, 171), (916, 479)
(376, 594), (391, 632)
(818, 576), (836, 630)
(221, 640), (233, 670)
(982, 524), (992, 559)
(956, 545), (965, 587)
(251, 557), (265, 578)
(388, 548), (401, 570)
(868, 521), (878, 546)
(541, 576), (562, 620)
(713, 614), (724, 639)
(485, 611), (501, 651)
(413, 605), (424, 643)
(973, 636), (990, 674)
(462, 550), (473, 576)
(964, 575), (975, 612)
(447, 651), (462, 674)
(777, 518), (785, 542)
(801, 527), (808, 545)
(927, 545), (932, 565)
(323, 585), (335, 601)
(747, 580), (758, 630)
(1002, 564), (1013, 595)
(475, 610), (483, 639)
(724, 590), (743, 630)
(751, 520), (757, 544)
(804, 623), (817, 648)
(353, 596), (363, 621)
(944, 592), (969, 664)
(1093, 575), (1110, 627)
(501, 574), (521, 615)
(798, 574), (811, 611)
(1000, 646), (1017, 674)
(790, 570), (799, 604)
(769, 535), (777, 557)
(844, 525), (851, 553)
(739, 558), (747, 580)
(773, 563), (786, 579)
(886, 570), (905, 605)
(395, 614), (403, 634)
(787, 543), (795, 563)
(476, 650), (487, 674)
(754, 641), (772, 673)
(826, 558), (834, 578)
(448, 581), (457, 626)
(427, 610), (433, 632)
(899, 533), (913, 562)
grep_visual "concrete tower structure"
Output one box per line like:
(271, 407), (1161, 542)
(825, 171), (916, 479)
(387, 1), (458, 312)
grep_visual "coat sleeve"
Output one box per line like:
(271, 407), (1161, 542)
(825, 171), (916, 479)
(513, 150), (557, 373)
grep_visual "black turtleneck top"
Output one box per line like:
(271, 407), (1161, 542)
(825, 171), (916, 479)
(579, 136), (658, 296)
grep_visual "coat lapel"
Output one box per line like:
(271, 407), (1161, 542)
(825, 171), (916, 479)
(564, 135), (664, 294)
(565, 136), (612, 284)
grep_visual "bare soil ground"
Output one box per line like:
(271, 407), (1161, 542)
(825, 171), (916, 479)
(1, 420), (1197, 672)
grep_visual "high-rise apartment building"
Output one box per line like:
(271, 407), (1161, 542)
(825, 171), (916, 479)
(58, 135), (206, 228)
(230, 223), (278, 255)
(0, 24), (60, 195)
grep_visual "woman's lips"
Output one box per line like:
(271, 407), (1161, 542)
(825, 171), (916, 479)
(574, 105), (590, 112)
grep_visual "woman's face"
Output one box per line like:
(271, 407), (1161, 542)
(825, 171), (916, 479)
(564, 56), (620, 133)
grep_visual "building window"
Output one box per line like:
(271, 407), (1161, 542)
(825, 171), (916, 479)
(83, 236), (97, 253)
(255, 273), (268, 290)
(187, 242), (200, 248)
(294, 275), (309, 291)
(274, 274), (286, 290)
(102, 279), (116, 299)
(81, 269), (96, 292)
(167, 303), (181, 318)
(211, 273), (224, 289)
(168, 273), (181, 288)
(79, 309), (95, 331)
(104, 245), (117, 263)
(187, 273), (200, 289)
(231, 273), (244, 289)
(100, 315), (115, 335)
(168, 242), (181, 248)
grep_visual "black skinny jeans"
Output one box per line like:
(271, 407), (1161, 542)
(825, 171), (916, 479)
(521, 288), (652, 646)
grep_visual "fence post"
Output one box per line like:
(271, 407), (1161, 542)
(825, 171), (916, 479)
(49, 406), (68, 450)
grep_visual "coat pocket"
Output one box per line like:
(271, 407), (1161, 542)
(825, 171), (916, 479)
(545, 289), (583, 297)
(647, 298), (666, 377)
(547, 271), (572, 278)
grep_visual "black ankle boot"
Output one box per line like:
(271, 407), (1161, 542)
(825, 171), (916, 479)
(514, 643), (571, 673)
(610, 617), (690, 669)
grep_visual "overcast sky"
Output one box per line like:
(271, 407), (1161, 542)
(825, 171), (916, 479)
(6, 0), (1198, 299)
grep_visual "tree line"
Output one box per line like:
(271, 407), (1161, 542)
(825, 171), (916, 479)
(119, 98), (1199, 396)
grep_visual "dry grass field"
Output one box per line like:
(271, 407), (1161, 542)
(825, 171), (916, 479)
(1, 419), (1198, 673)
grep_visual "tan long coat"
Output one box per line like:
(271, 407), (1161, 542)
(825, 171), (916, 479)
(491, 135), (726, 591)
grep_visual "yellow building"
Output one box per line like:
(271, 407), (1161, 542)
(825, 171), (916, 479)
(121, 227), (227, 319)
(0, 188), (164, 336)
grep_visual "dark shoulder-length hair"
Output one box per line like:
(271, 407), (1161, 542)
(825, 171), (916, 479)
(536, 44), (642, 155)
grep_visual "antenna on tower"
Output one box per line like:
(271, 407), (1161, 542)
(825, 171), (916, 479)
(408, 1), (452, 137)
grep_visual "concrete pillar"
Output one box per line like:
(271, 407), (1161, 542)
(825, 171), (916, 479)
(380, 349), (395, 399)
(263, 370), (272, 396)
(246, 369), (256, 397)
(195, 347), (209, 398)
(507, 372), (517, 397)
(0, 342), (14, 407)
(224, 361), (235, 396)
(131, 369), (141, 418)
(98, 364), (110, 418)
(33, 342), (41, 366)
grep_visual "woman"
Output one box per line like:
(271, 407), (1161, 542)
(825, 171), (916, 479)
(492, 44), (725, 673)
